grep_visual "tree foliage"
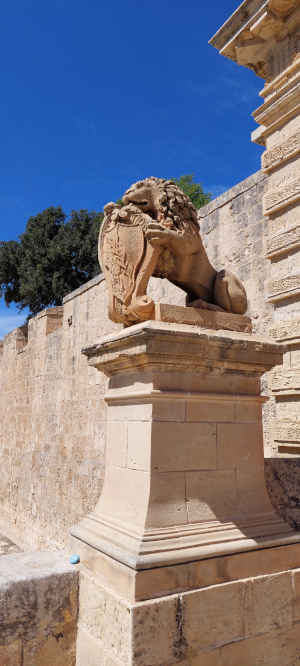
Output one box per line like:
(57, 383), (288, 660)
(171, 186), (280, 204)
(0, 207), (103, 319)
(171, 174), (211, 210)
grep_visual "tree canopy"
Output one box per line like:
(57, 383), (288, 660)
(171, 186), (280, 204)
(0, 207), (103, 319)
(171, 174), (212, 210)
(0, 174), (211, 320)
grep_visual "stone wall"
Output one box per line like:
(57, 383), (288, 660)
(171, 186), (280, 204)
(199, 170), (270, 337)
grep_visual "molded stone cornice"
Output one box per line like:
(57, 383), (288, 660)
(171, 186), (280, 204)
(267, 272), (300, 301)
(268, 317), (300, 343)
(82, 320), (284, 378)
(266, 223), (300, 257)
(262, 129), (300, 172)
(270, 369), (300, 393)
(210, 1), (300, 79)
(254, 78), (300, 135)
(263, 177), (300, 214)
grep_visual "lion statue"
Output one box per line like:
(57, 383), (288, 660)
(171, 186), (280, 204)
(99, 177), (247, 326)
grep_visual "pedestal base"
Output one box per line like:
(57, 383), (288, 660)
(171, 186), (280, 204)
(71, 534), (300, 602)
(76, 560), (300, 666)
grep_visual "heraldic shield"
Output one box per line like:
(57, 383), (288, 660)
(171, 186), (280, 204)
(98, 205), (160, 326)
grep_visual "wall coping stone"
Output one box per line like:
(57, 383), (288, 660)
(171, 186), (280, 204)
(63, 273), (104, 304)
(197, 170), (266, 219)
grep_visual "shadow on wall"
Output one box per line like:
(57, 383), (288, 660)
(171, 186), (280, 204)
(265, 459), (300, 531)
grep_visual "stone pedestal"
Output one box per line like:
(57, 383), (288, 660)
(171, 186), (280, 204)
(70, 321), (300, 666)
(70, 318), (300, 664)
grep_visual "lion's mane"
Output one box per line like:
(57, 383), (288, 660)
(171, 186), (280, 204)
(123, 177), (198, 229)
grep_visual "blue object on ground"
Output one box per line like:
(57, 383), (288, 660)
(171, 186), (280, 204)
(70, 554), (80, 564)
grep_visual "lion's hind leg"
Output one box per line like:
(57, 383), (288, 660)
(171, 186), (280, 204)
(214, 269), (247, 315)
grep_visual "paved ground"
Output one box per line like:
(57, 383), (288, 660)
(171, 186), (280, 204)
(0, 533), (22, 555)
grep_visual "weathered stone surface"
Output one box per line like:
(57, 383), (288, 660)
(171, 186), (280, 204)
(76, 566), (300, 666)
(244, 572), (293, 637)
(0, 533), (22, 555)
(151, 302), (252, 332)
(0, 550), (78, 666)
(267, 273), (300, 302)
(270, 370), (300, 394)
(265, 457), (300, 530)
(273, 420), (300, 442)
(262, 129), (300, 173)
(266, 224), (300, 258)
(268, 318), (300, 344)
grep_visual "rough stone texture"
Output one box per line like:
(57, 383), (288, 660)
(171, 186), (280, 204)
(76, 566), (300, 666)
(198, 170), (270, 337)
(0, 550), (79, 666)
(0, 533), (22, 555)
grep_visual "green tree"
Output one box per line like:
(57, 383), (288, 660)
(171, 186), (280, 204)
(0, 206), (103, 319)
(171, 174), (211, 210)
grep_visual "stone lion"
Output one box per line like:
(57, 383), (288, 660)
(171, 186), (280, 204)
(99, 177), (247, 325)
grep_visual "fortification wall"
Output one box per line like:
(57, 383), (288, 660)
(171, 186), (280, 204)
(1, 169), (288, 551)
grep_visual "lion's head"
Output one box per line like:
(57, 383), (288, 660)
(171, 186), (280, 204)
(122, 177), (198, 230)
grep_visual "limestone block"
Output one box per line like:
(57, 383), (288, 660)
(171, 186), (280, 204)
(149, 422), (217, 472)
(78, 570), (131, 664)
(220, 623), (300, 666)
(76, 626), (121, 666)
(216, 423), (264, 469)
(244, 572), (293, 637)
(186, 397), (235, 423)
(186, 469), (239, 521)
(235, 399), (262, 422)
(150, 303), (252, 333)
(183, 581), (244, 651)
(0, 551), (78, 666)
(106, 421), (127, 467)
(236, 466), (274, 515)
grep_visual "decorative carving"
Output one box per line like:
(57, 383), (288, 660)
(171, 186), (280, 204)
(267, 272), (300, 301)
(271, 371), (300, 393)
(266, 223), (300, 257)
(262, 130), (300, 173)
(291, 29), (300, 61)
(263, 177), (300, 214)
(274, 421), (300, 442)
(269, 318), (300, 344)
(99, 178), (248, 326)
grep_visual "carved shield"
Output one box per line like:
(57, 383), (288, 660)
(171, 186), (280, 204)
(101, 221), (145, 305)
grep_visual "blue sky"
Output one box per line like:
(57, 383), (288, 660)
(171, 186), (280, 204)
(0, 0), (264, 335)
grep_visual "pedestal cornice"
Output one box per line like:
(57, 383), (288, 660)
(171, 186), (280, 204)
(82, 320), (284, 378)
